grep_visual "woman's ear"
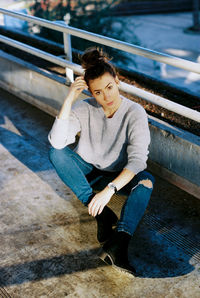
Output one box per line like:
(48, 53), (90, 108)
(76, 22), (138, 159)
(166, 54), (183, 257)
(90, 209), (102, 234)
(115, 76), (120, 86)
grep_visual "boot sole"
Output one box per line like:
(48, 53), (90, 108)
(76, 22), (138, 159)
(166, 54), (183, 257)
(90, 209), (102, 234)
(98, 249), (136, 276)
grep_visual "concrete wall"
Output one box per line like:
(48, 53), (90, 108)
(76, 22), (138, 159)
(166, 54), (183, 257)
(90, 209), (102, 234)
(148, 118), (200, 199)
(0, 50), (199, 199)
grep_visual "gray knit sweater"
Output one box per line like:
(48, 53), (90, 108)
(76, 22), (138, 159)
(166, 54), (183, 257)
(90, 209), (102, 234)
(48, 96), (150, 174)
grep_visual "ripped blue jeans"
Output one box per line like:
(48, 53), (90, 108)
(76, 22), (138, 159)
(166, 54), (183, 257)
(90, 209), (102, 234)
(49, 146), (155, 236)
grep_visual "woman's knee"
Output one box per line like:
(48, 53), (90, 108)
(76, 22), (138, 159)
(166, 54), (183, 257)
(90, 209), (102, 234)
(137, 171), (155, 189)
(138, 179), (153, 189)
(49, 146), (71, 164)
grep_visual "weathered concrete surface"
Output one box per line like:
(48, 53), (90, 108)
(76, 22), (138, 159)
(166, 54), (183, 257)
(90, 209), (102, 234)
(0, 88), (200, 297)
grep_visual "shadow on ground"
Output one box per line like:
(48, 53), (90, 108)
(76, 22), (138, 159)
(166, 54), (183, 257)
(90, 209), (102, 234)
(0, 227), (194, 287)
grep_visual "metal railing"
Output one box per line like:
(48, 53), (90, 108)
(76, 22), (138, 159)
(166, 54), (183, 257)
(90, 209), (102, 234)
(0, 8), (200, 123)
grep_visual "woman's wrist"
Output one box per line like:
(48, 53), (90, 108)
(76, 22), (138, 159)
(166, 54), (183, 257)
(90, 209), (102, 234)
(64, 92), (76, 105)
(105, 185), (115, 196)
(107, 182), (118, 194)
(58, 98), (73, 120)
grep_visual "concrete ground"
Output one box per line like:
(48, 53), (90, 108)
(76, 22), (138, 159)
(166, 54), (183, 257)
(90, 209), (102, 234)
(0, 88), (200, 297)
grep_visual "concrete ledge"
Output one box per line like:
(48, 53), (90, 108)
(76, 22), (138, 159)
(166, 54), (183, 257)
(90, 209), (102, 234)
(148, 116), (200, 186)
(148, 159), (200, 200)
(0, 50), (86, 116)
(0, 50), (199, 199)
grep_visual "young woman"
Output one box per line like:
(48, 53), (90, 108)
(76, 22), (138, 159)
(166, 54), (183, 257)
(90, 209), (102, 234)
(48, 48), (155, 275)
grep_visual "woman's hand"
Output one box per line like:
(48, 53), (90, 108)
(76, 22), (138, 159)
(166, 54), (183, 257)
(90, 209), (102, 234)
(67, 76), (88, 104)
(58, 76), (88, 120)
(88, 188), (114, 217)
(88, 169), (135, 217)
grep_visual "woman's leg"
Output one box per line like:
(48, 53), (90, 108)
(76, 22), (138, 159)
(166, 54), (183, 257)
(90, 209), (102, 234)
(49, 146), (94, 206)
(99, 171), (154, 274)
(116, 171), (155, 235)
(49, 146), (118, 243)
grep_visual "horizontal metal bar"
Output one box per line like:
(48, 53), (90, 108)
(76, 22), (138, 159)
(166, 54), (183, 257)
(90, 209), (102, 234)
(120, 82), (200, 123)
(0, 34), (83, 74)
(0, 8), (200, 75)
(1, 34), (199, 123)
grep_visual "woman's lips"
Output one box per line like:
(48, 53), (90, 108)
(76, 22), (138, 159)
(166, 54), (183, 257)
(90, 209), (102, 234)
(107, 101), (114, 106)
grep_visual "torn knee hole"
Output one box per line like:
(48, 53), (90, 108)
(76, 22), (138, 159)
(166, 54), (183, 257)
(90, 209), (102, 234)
(138, 179), (153, 189)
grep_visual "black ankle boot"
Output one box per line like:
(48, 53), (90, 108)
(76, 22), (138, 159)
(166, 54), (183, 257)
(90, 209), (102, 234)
(98, 230), (136, 275)
(95, 206), (118, 244)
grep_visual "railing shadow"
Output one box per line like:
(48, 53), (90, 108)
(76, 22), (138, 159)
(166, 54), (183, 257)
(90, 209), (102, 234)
(0, 248), (102, 287)
(0, 224), (195, 288)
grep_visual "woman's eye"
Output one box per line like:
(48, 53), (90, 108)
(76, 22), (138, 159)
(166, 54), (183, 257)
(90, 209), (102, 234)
(108, 85), (113, 90)
(95, 91), (101, 95)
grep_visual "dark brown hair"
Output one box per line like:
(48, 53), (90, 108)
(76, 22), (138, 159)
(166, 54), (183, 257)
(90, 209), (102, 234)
(81, 48), (117, 85)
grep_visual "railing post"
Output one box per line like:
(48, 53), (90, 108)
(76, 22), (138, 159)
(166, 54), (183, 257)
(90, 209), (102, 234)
(63, 13), (74, 83)
(193, 0), (200, 31)
(63, 31), (74, 83)
(185, 0), (200, 33)
(55, 19), (74, 83)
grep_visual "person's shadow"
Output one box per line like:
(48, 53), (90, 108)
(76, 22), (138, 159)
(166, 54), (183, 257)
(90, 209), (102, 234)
(0, 90), (196, 287)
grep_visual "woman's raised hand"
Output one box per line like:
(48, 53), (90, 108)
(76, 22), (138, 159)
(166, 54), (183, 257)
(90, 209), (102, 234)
(58, 76), (88, 119)
(67, 76), (88, 103)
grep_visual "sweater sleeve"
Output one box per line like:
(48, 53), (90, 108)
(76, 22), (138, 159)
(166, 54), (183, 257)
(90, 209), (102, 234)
(48, 112), (81, 149)
(124, 105), (150, 175)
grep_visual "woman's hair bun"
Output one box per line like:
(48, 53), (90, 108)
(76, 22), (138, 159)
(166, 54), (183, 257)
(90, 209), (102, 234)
(81, 47), (109, 69)
(81, 47), (116, 84)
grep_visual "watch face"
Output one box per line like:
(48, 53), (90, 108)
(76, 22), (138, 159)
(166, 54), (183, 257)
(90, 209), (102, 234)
(108, 183), (114, 189)
(108, 183), (117, 193)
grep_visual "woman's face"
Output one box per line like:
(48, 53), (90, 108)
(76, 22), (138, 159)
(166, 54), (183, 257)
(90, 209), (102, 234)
(88, 72), (121, 112)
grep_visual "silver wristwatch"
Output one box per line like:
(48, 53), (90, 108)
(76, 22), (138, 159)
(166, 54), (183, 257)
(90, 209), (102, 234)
(107, 182), (118, 194)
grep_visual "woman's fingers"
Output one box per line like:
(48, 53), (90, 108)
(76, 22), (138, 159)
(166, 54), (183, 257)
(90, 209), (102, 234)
(89, 201), (97, 216)
(75, 76), (87, 87)
(88, 198), (105, 217)
(69, 76), (87, 93)
(88, 199), (97, 216)
(73, 80), (88, 91)
(92, 206), (98, 217)
(88, 190), (112, 217)
(68, 82), (87, 101)
(75, 75), (84, 81)
(98, 205), (104, 216)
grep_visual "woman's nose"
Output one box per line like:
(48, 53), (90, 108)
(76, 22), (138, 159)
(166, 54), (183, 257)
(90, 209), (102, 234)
(103, 92), (110, 101)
